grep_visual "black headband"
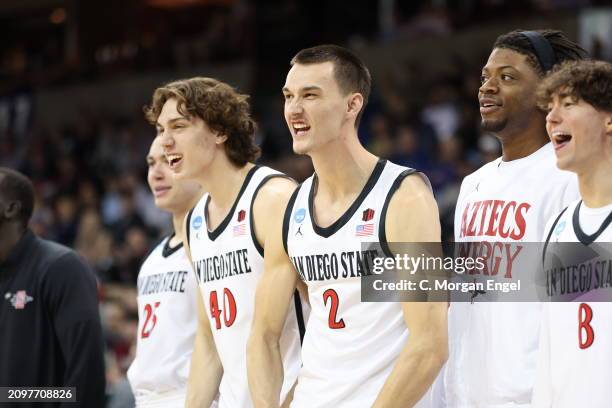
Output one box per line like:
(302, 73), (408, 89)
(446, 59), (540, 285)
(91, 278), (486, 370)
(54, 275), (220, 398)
(520, 31), (557, 73)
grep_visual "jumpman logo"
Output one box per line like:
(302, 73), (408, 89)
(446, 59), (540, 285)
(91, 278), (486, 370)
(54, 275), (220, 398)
(470, 278), (486, 304)
(295, 225), (303, 237)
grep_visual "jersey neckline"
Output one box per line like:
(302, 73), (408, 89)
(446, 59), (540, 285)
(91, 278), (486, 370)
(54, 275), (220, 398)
(205, 165), (260, 241)
(162, 233), (183, 258)
(573, 200), (612, 246)
(308, 158), (386, 238)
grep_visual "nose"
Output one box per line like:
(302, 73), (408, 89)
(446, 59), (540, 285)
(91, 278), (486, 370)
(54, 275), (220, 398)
(158, 132), (175, 152)
(285, 97), (304, 117)
(546, 104), (561, 127)
(479, 76), (499, 95)
(150, 162), (165, 180)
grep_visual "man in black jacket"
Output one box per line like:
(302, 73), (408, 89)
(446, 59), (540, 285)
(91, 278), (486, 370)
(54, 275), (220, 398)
(0, 167), (105, 407)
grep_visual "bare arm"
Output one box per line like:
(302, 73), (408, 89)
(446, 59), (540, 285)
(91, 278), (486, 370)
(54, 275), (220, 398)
(247, 177), (300, 408)
(372, 174), (448, 407)
(182, 214), (223, 408)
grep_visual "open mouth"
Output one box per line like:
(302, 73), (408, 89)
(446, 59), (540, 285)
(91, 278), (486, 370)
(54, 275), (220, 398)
(292, 122), (311, 136)
(165, 153), (183, 169)
(551, 131), (572, 151)
(479, 99), (502, 114)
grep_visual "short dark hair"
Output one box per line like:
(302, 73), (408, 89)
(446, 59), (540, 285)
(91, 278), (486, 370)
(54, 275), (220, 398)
(493, 29), (588, 75)
(291, 44), (372, 127)
(537, 60), (612, 112)
(0, 167), (35, 227)
(144, 77), (260, 167)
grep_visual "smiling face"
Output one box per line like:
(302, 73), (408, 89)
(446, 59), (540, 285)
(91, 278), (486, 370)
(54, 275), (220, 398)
(156, 98), (223, 182)
(545, 92), (612, 173)
(479, 48), (542, 136)
(147, 137), (201, 213)
(283, 61), (359, 155)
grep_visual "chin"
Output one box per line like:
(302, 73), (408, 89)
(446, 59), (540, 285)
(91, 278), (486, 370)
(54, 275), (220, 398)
(554, 156), (574, 172)
(481, 118), (507, 133)
(292, 140), (310, 155)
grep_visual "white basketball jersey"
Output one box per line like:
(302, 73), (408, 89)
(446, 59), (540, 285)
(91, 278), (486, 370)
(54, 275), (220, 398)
(446, 143), (579, 407)
(532, 199), (612, 408)
(286, 159), (432, 408)
(187, 166), (304, 408)
(127, 235), (199, 400)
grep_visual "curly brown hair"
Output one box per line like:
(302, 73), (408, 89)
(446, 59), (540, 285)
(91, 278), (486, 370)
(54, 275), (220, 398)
(536, 60), (612, 112)
(144, 77), (260, 166)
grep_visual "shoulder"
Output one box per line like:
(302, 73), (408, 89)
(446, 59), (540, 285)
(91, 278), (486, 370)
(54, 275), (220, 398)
(37, 238), (91, 278)
(391, 172), (436, 206)
(139, 236), (167, 269)
(38, 242), (97, 291)
(253, 174), (298, 210)
(461, 158), (500, 188)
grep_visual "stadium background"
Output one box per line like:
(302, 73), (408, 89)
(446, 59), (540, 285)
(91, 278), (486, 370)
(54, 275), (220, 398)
(1, 0), (610, 405)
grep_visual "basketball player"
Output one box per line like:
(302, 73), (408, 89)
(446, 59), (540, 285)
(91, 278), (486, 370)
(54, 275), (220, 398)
(147, 77), (304, 408)
(126, 137), (204, 407)
(532, 60), (612, 408)
(446, 30), (587, 407)
(247, 45), (448, 407)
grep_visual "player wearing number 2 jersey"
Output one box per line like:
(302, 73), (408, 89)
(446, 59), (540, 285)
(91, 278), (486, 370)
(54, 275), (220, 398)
(127, 137), (203, 407)
(532, 60), (612, 408)
(146, 77), (303, 408)
(247, 45), (447, 408)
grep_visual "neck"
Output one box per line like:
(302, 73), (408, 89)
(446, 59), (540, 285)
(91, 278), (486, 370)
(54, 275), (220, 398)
(498, 114), (549, 162)
(310, 133), (378, 199)
(196, 154), (254, 209)
(0, 223), (25, 264)
(578, 163), (612, 208)
(170, 211), (187, 247)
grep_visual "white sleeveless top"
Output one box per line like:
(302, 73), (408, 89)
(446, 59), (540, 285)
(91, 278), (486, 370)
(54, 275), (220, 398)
(187, 165), (304, 408)
(285, 159), (432, 408)
(533, 199), (612, 408)
(127, 236), (198, 397)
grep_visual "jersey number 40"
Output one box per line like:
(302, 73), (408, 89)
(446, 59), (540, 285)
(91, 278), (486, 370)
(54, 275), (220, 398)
(210, 288), (237, 330)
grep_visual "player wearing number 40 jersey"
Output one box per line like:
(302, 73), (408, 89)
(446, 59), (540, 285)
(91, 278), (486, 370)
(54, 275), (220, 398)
(533, 60), (612, 408)
(127, 137), (206, 407)
(147, 77), (304, 408)
(248, 44), (448, 408)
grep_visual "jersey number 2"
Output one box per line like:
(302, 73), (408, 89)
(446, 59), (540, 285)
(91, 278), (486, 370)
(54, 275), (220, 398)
(210, 289), (237, 330)
(141, 302), (161, 339)
(323, 289), (345, 329)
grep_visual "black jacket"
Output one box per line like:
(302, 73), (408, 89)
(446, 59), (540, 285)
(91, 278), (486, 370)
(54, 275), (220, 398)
(0, 230), (106, 407)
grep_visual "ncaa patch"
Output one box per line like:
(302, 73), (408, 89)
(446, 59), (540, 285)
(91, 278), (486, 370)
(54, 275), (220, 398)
(294, 208), (306, 224)
(192, 215), (203, 230)
(555, 220), (566, 235)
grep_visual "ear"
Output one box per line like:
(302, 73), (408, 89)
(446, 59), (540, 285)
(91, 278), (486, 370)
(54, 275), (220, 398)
(606, 114), (612, 136)
(4, 201), (21, 220)
(347, 93), (364, 121)
(215, 133), (228, 145)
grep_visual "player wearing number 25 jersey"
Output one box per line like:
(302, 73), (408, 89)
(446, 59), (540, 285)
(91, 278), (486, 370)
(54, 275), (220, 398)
(532, 60), (612, 408)
(127, 137), (204, 407)
(147, 77), (303, 408)
(248, 45), (447, 408)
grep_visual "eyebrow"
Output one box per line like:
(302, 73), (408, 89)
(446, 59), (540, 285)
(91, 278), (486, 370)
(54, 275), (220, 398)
(482, 65), (518, 72)
(156, 116), (189, 127)
(282, 85), (323, 93)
